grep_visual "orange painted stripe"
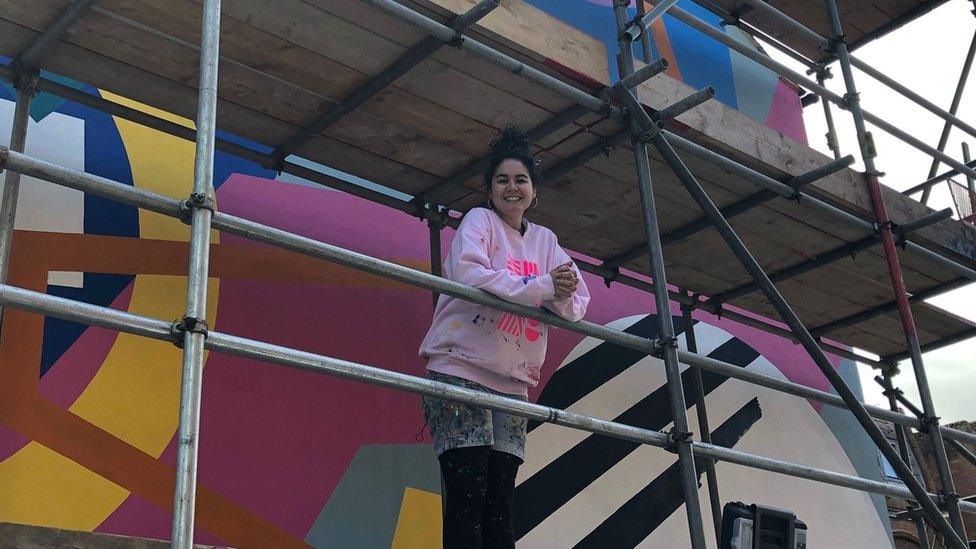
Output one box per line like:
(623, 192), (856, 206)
(645, 1), (683, 81)
(0, 395), (307, 548)
(17, 231), (430, 288)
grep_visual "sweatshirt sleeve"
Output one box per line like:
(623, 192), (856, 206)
(448, 210), (556, 305)
(542, 240), (590, 322)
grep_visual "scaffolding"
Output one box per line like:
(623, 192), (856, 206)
(0, 0), (975, 547)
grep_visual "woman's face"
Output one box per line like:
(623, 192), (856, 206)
(489, 158), (535, 222)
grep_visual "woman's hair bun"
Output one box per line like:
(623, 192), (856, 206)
(490, 125), (531, 159)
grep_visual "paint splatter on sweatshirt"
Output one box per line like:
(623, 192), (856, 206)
(420, 208), (590, 396)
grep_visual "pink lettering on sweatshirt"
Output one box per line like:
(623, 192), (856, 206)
(420, 208), (589, 396)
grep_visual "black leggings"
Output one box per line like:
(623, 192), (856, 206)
(439, 446), (522, 549)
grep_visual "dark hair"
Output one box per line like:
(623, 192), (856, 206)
(483, 126), (541, 206)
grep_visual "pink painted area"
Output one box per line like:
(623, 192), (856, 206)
(170, 280), (432, 540)
(96, 492), (223, 546)
(0, 282), (133, 462)
(38, 282), (134, 407)
(215, 174), (443, 263)
(766, 78), (809, 145)
(89, 174), (846, 540)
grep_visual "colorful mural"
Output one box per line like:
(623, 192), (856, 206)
(527, 0), (808, 143)
(0, 5), (888, 546)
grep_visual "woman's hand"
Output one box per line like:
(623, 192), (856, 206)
(550, 261), (579, 299)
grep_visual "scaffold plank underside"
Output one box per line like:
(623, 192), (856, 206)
(1, 0), (974, 359)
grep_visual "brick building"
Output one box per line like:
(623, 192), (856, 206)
(882, 420), (976, 548)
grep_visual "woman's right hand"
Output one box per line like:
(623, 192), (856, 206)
(550, 261), (578, 299)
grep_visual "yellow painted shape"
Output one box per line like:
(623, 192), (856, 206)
(0, 274), (220, 528)
(0, 442), (128, 530)
(69, 275), (220, 456)
(0, 91), (226, 529)
(100, 90), (218, 244)
(391, 487), (443, 549)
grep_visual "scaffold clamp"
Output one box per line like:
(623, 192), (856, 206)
(180, 192), (217, 224)
(919, 414), (941, 433)
(170, 316), (209, 348)
(663, 427), (693, 453)
(652, 335), (678, 356)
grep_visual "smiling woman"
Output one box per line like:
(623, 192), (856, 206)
(418, 126), (591, 548)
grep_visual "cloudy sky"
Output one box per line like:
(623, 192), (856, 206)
(765, 0), (976, 423)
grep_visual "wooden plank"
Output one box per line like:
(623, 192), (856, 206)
(406, 0), (609, 86)
(634, 63), (976, 268)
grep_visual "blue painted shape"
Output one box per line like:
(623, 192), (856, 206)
(38, 89), (138, 377)
(663, 1), (737, 109)
(727, 26), (779, 123)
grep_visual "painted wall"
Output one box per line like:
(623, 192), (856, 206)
(527, 0), (808, 144)
(0, 30), (884, 549)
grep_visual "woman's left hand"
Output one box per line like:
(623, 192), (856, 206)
(550, 262), (578, 299)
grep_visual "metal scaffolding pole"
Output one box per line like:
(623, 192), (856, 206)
(817, 70), (843, 160)
(710, 209), (953, 307)
(425, 202), (443, 309)
(11, 145), (976, 449)
(425, 103), (595, 205)
(640, 1), (976, 183)
(663, 130), (976, 286)
(634, 0), (655, 64)
(13, 0), (96, 71)
(681, 297), (722, 543)
(879, 370), (933, 549)
(5, 141), (976, 472)
(171, 0), (220, 546)
(2, 6), (972, 319)
(643, 127), (966, 546)
(710, 0), (976, 144)
(824, 0), (967, 540)
(875, 375), (976, 470)
(2, 281), (976, 518)
(268, 0), (500, 166)
(613, 2), (707, 547)
(811, 277), (971, 337)
(920, 27), (976, 204)
(0, 83), (34, 331)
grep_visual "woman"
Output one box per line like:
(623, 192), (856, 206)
(420, 127), (590, 548)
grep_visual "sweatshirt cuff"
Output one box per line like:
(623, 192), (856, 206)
(537, 273), (556, 301)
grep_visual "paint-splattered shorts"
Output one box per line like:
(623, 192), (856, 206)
(422, 371), (528, 461)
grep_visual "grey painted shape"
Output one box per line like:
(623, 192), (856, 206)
(304, 444), (441, 549)
(279, 155), (414, 201)
(726, 26), (779, 124)
(819, 357), (895, 546)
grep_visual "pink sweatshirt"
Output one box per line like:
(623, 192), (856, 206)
(420, 207), (590, 396)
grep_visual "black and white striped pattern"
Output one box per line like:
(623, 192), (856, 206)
(513, 314), (763, 547)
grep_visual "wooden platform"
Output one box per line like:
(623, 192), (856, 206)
(696, 0), (950, 62)
(0, 522), (228, 548)
(1, 0), (974, 360)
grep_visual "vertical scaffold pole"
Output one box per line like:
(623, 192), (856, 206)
(822, 0), (967, 539)
(0, 82), (34, 330)
(681, 296), (723, 543)
(171, 0), (221, 546)
(880, 369), (932, 549)
(612, 3), (707, 548)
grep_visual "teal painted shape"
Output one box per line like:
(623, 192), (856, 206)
(819, 357), (895, 545)
(726, 26), (780, 125)
(304, 444), (441, 549)
(1, 71), (88, 122)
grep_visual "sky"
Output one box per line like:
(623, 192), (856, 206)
(763, 0), (976, 423)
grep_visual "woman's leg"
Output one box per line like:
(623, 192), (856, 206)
(439, 445), (491, 549)
(483, 450), (521, 549)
